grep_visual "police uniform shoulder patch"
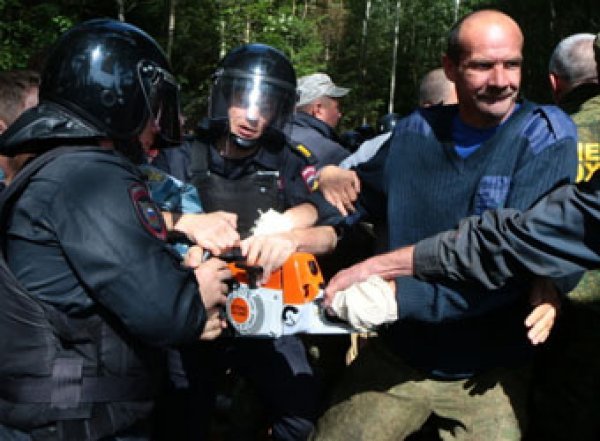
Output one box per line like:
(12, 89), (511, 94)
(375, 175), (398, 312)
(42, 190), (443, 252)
(289, 143), (319, 191)
(295, 143), (313, 159)
(301, 165), (318, 192)
(129, 183), (167, 241)
(289, 143), (317, 165)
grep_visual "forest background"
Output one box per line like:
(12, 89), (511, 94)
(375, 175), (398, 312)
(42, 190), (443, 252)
(2, 0), (599, 131)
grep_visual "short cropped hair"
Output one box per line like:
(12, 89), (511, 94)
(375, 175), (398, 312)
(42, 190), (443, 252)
(418, 68), (453, 106)
(549, 33), (597, 85)
(0, 70), (40, 125)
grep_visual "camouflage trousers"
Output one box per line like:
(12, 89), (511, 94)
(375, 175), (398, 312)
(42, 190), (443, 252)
(310, 339), (531, 441)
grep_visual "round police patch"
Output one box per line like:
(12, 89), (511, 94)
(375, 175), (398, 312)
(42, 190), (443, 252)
(129, 183), (167, 241)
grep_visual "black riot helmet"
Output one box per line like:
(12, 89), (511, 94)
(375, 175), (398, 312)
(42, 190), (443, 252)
(356, 124), (376, 140)
(340, 130), (363, 153)
(40, 19), (181, 146)
(377, 113), (400, 134)
(209, 43), (297, 148)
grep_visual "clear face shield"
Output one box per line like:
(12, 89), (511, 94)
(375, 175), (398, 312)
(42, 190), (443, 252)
(209, 68), (296, 142)
(137, 60), (182, 146)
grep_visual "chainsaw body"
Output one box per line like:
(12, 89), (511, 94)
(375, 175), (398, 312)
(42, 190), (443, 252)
(225, 253), (354, 337)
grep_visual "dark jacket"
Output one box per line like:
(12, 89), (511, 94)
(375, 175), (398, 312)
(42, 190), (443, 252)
(289, 112), (349, 168)
(0, 103), (206, 439)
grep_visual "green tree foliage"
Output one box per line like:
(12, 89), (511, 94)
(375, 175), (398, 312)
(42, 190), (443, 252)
(0, 0), (74, 69)
(1, 0), (599, 130)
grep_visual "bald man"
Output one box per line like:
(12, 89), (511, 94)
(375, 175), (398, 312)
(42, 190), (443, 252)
(310, 10), (578, 441)
(418, 67), (458, 107)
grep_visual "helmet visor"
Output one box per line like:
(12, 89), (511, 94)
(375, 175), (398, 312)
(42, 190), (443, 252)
(138, 60), (182, 145)
(210, 69), (296, 135)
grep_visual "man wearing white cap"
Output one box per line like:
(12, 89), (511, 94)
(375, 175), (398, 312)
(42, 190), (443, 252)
(290, 72), (351, 168)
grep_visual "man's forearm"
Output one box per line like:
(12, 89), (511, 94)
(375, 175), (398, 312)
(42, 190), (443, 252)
(291, 226), (338, 255)
(361, 247), (415, 279)
(283, 203), (318, 229)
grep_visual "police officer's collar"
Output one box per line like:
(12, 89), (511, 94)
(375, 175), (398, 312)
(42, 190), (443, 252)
(0, 102), (106, 157)
(293, 111), (343, 144)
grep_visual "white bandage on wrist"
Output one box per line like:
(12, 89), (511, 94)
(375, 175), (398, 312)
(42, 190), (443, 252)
(330, 275), (398, 331)
(251, 208), (294, 236)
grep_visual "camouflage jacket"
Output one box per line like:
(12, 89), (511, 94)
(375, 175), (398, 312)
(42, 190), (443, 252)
(557, 84), (600, 305)
(559, 83), (600, 183)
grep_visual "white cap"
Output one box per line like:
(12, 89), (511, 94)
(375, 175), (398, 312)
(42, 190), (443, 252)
(296, 73), (350, 107)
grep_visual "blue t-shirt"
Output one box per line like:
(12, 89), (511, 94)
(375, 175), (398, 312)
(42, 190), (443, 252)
(452, 104), (521, 158)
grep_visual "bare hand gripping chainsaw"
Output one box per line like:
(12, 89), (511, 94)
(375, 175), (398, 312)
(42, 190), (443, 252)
(224, 252), (354, 337)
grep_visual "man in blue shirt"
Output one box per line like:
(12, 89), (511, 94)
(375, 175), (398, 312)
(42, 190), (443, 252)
(311, 9), (578, 441)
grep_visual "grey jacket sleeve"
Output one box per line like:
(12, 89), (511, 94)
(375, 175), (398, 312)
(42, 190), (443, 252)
(413, 178), (600, 290)
(339, 132), (392, 169)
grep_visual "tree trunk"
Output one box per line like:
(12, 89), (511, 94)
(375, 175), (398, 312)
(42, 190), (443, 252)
(219, 19), (226, 58)
(388, 0), (401, 114)
(116, 0), (125, 21)
(245, 17), (251, 43)
(454, 0), (460, 22)
(360, 0), (371, 123)
(166, 0), (176, 61)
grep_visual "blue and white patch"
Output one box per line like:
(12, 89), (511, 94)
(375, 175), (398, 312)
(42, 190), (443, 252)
(474, 175), (511, 215)
(129, 183), (167, 241)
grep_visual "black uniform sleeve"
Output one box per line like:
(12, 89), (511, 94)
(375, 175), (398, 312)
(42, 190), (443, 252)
(282, 144), (346, 226)
(414, 176), (600, 290)
(49, 153), (206, 346)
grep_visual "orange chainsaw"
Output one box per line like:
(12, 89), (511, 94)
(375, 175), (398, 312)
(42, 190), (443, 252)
(223, 252), (354, 337)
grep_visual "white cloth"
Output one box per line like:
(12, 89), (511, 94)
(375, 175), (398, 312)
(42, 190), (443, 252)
(251, 209), (294, 236)
(330, 275), (398, 331)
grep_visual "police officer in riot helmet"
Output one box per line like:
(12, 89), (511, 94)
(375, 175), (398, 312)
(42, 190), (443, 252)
(191, 43), (338, 241)
(0, 19), (229, 440)
(209, 44), (297, 151)
(184, 44), (339, 441)
(356, 123), (375, 140)
(339, 129), (364, 153)
(377, 112), (401, 134)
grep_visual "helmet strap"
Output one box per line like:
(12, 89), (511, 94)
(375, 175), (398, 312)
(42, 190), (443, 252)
(230, 133), (258, 149)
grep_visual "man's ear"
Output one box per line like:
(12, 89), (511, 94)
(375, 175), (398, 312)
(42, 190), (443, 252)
(0, 119), (7, 135)
(548, 73), (558, 93)
(442, 54), (457, 83)
(548, 73), (566, 103)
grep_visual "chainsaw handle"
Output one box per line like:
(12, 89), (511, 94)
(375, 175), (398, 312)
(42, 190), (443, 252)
(201, 247), (245, 263)
(234, 263), (263, 289)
